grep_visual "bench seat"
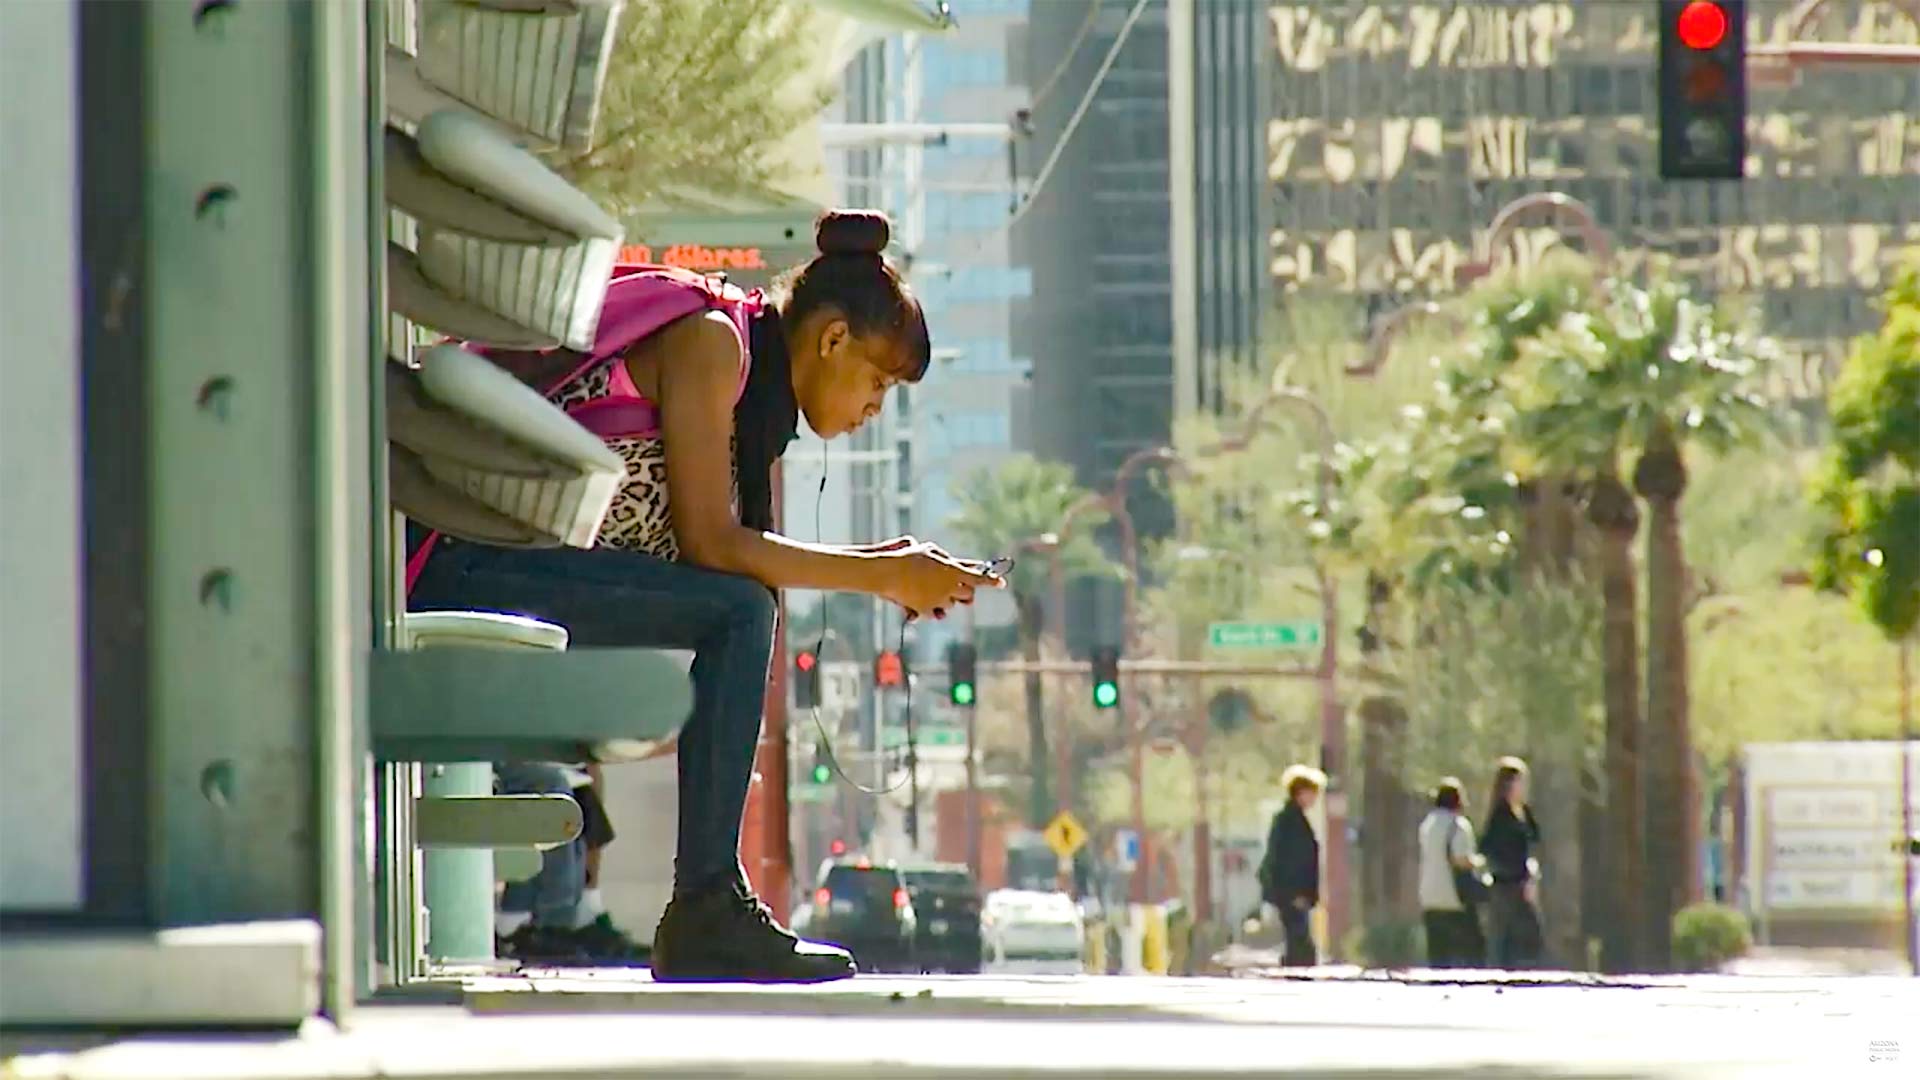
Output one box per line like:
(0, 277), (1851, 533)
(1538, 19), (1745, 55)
(370, 646), (690, 763)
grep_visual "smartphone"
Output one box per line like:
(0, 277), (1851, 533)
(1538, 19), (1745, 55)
(985, 556), (1015, 578)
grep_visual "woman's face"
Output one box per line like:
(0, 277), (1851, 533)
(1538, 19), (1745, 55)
(796, 317), (905, 438)
(1509, 774), (1530, 805)
(1296, 788), (1320, 812)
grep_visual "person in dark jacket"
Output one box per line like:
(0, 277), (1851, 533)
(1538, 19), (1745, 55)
(1479, 756), (1543, 969)
(1259, 764), (1326, 967)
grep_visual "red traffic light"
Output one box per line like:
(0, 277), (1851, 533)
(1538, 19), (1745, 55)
(796, 650), (817, 672)
(874, 650), (905, 688)
(829, 839), (848, 856)
(1676, 1), (1728, 50)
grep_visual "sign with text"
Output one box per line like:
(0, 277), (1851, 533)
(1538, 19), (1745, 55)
(1746, 741), (1920, 918)
(1763, 869), (1905, 911)
(1208, 620), (1322, 649)
(618, 243), (769, 272)
(1767, 828), (1892, 869)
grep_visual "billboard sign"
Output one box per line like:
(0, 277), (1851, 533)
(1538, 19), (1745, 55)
(1744, 741), (1920, 919)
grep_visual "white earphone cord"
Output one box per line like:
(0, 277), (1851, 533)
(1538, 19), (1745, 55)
(805, 440), (912, 796)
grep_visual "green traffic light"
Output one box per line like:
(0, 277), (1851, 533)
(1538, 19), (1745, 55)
(952, 682), (975, 706)
(811, 763), (830, 785)
(1093, 681), (1119, 709)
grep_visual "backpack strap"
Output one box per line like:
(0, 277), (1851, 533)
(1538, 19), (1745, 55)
(540, 265), (733, 399)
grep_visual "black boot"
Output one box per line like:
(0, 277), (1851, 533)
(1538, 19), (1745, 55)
(651, 882), (855, 984)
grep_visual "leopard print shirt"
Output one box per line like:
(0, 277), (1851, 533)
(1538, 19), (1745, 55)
(549, 364), (737, 560)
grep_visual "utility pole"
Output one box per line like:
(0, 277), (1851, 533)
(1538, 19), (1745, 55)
(1901, 636), (1915, 977)
(907, 687), (922, 851)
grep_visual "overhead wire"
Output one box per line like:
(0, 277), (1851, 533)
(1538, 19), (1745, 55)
(1027, 0), (1105, 110)
(948, 0), (1154, 260)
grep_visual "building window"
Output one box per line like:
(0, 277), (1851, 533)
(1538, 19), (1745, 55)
(923, 410), (1013, 457)
(954, 0), (1028, 16)
(925, 47), (1007, 90)
(926, 192), (1010, 233)
(925, 140), (1002, 166)
(920, 266), (1033, 309)
(935, 338), (1029, 376)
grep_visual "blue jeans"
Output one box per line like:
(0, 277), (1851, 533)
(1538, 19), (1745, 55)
(409, 539), (777, 895)
(496, 762), (585, 928)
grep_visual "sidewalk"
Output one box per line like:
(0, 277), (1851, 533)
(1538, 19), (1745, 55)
(6, 970), (1916, 1080)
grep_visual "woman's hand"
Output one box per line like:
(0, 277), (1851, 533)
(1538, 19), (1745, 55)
(881, 544), (1004, 619)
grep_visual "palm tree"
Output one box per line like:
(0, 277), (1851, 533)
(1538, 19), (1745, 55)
(1517, 279), (1774, 969)
(1288, 260), (1608, 965)
(948, 455), (1116, 827)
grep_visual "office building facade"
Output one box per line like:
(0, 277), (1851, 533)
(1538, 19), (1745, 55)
(1012, 0), (1270, 648)
(1263, 1), (1919, 397)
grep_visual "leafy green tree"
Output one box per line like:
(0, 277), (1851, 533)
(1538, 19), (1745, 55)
(1813, 257), (1920, 642)
(548, 0), (836, 216)
(948, 455), (1117, 827)
(1691, 587), (1909, 764)
(1812, 257), (1920, 848)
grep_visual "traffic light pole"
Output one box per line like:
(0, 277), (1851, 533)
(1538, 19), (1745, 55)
(906, 704), (921, 852)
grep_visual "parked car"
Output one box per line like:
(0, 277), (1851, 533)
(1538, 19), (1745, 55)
(981, 889), (1085, 975)
(808, 857), (916, 973)
(900, 862), (983, 974)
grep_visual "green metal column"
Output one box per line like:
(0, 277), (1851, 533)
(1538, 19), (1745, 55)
(143, 0), (370, 1019)
(421, 763), (497, 964)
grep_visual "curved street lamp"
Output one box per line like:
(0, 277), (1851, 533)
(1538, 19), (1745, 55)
(1365, 192), (1614, 382)
(1750, 0), (1920, 86)
(1455, 191), (1613, 288)
(1355, 301), (1463, 380)
(1022, 390), (1350, 919)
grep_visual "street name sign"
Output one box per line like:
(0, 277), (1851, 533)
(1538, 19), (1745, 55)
(1207, 620), (1322, 649)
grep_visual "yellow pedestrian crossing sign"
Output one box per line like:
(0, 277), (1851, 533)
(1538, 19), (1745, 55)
(1043, 811), (1088, 860)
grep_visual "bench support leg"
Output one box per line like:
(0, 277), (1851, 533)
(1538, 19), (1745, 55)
(421, 763), (496, 964)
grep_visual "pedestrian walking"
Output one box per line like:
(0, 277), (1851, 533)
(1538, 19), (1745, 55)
(1480, 757), (1544, 970)
(1417, 777), (1486, 968)
(1258, 764), (1326, 967)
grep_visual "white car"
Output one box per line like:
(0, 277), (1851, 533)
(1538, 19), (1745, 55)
(981, 889), (1085, 975)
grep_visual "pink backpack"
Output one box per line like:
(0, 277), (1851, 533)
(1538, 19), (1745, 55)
(405, 265), (764, 592)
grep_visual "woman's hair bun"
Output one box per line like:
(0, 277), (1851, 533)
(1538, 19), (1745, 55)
(815, 209), (891, 257)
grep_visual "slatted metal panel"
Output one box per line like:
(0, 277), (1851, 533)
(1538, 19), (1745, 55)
(415, 227), (619, 349)
(414, 0), (622, 152)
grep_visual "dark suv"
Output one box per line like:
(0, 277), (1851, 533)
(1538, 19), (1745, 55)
(901, 863), (982, 974)
(808, 858), (916, 973)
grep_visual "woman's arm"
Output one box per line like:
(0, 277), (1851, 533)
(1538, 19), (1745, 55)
(654, 314), (994, 606)
(1448, 818), (1475, 870)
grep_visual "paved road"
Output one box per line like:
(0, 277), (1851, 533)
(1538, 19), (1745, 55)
(5, 969), (1917, 1079)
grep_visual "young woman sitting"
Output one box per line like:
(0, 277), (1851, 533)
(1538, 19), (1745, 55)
(409, 210), (1003, 982)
